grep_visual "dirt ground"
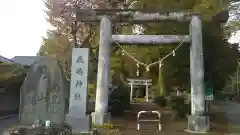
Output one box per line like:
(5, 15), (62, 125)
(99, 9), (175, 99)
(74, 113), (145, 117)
(109, 102), (231, 135)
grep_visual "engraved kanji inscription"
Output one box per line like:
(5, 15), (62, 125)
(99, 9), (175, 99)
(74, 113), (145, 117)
(48, 107), (60, 113)
(53, 84), (60, 92)
(51, 95), (60, 104)
(76, 56), (84, 63)
(76, 80), (83, 88)
(76, 68), (83, 75)
(74, 93), (81, 100)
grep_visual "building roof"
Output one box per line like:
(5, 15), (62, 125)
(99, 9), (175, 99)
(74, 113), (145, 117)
(0, 56), (15, 63)
(11, 56), (44, 66)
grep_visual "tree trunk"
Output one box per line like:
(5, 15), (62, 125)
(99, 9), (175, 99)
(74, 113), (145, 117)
(164, 76), (170, 97)
(158, 61), (165, 96)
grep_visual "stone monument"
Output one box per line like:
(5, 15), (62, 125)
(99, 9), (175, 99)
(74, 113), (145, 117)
(19, 57), (68, 125)
(65, 48), (92, 134)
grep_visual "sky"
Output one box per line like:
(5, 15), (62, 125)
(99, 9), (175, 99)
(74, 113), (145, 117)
(0, 0), (49, 59)
(0, 1), (239, 59)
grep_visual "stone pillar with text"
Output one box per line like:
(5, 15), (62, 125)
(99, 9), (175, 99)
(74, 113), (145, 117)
(66, 48), (92, 134)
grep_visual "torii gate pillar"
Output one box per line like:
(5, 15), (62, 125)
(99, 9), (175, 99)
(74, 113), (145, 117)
(187, 16), (208, 133)
(93, 16), (112, 125)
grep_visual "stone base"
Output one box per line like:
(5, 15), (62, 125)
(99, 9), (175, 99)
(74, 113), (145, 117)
(91, 112), (111, 125)
(65, 115), (92, 134)
(186, 115), (210, 133)
(3, 123), (72, 135)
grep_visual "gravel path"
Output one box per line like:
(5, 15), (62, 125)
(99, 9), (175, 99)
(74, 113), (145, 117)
(214, 100), (240, 135)
(216, 101), (240, 124)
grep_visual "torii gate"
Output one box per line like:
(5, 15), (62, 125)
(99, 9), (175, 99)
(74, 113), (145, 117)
(76, 9), (208, 133)
(127, 78), (152, 102)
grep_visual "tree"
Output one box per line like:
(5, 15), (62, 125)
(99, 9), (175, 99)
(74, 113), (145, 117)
(119, 0), (238, 95)
(224, 1), (240, 37)
(39, 0), (239, 97)
(38, 30), (72, 80)
(38, 30), (100, 83)
(0, 62), (27, 82)
(40, 0), (126, 82)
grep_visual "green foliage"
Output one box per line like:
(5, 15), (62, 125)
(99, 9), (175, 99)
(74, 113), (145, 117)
(108, 85), (130, 117)
(40, 0), (239, 98)
(153, 96), (167, 107)
(203, 23), (239, 90)
(38, 31), (98, 83)
(87, 84), (96, 100)
(225, 1), (240, 36)
(158, 65), (165, 96)
(170, 96), (190, 118)
(225, 20), (240, 37)
(91, 123), (122, 135)
(92, 123), (114, 129)
(133, 98), (146, 103)
(117, 0), (236, 96)
(40, 0), (112, 83)
(38, 31), (72, 80)
(0, 62), (26, 82)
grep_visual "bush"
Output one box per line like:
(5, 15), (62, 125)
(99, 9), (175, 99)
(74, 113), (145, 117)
(133, 98), (146, 103)
(108, 85), (130, 117)
(153, 96), (167, 107)
(170, 96), (190, 118)
(92, 123), (114, 129)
